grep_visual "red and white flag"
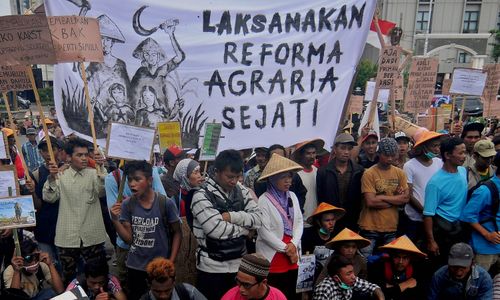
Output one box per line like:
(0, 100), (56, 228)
(366, 18), (396, 48)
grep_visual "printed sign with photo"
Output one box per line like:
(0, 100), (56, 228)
(0, 165), (19, 198)
(0, 195), (36, 230)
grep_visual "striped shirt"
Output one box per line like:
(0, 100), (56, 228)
(191, 177), (262, 273)
(43, 165), (107, 248)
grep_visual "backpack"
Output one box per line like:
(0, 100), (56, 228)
(174, 283), (190, 300)
(467, 180), (500, 231)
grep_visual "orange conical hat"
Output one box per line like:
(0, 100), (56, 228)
(326, 228), (371, 249)
(379, 235), (427, 258)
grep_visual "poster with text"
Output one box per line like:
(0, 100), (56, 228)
(199, 123), (222, 161)
(106, 122), (156, 161)
(0, 131), (8, 160)
(0, 166), (19, 198)
(482, 64), (500, 117)
(158, 121), (182, 150)
(376, 46), (401, 89)
(449, 68), (487, 96)
(0, 65), (32, 92)
(404, 57), (438, 113)
(45, 0), (376, 150)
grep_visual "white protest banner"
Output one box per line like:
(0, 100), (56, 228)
(105, 122), (156, 161)
(296, 254), (316, 293)
(364, 81), (389, 103)
(358, 104), (380, 138)
(0, 195), (36, 230)
(449, 68), (487, 96)
(0, 166), (19, 198)
(404, 57), (439, 113)
(45, 0), (376, 150)
(0, 131), (8, 160)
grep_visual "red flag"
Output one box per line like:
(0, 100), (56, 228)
(370, 18), (396, 35)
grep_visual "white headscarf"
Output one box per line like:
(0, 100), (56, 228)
(173, 158), (200, 191)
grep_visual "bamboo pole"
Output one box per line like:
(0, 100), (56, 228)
(79, 62), (98, 151)
(2, 93), (31, 181)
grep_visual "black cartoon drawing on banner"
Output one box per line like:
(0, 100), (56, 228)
(60, 3), (207, 148)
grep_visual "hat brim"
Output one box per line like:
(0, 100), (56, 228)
(306, 208), (346, 224)
(361, 134), (378, 144)
(448, 258), (472, 267)
(326, 238), (371, 249)
(293, 139), (325, 156)
(335, 141), (358, 147)
(478, 149), (497, 158)
(257, 165), (302, 181)
(380, 247), (427, 259)
(395, 136), (411, 142)
(413, 133), (444, 148)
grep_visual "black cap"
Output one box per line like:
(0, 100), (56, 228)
(38, 136), (62, 150)
(461, 122), (484, 138)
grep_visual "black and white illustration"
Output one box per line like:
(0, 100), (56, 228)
(48, 0), (375, 150)
(55, 2), (205, 147)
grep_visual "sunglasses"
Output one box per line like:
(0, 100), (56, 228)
(23, 253), (40, 264)
(235, 277), (259, 290)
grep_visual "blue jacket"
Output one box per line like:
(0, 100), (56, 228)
(428, 265), (492, 300)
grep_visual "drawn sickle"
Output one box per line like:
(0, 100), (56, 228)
(133, 6), (158, 36)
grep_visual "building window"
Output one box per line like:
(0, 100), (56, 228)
(463, 11), (479, 33)
(497, 11), (500, 29)
(458, 52), (471, 63)
(416, 11), (430, 32)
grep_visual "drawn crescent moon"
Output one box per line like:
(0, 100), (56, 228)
(132, 5), (158, 36)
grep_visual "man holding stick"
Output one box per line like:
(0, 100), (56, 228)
(43, 138), (108, 285)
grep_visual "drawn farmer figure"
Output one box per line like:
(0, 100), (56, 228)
(86, 14), (131, 133)
(131, 6), (186, 127)
(14, 202), (22, 222)
(102, 83), (136, 125)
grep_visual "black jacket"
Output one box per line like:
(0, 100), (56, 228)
(316, 159), (364, 232)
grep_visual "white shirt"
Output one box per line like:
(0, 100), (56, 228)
(403, 157), (443, 221)
(298, 166), (318, 227)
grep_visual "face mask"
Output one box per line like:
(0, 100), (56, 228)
(424, 151), (437, 159)
(319, 227), (330, 235)
(339, 282), (352, 290)
(24, 262), (39, 273)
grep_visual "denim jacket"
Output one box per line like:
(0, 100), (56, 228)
(428, 265), (492, 300)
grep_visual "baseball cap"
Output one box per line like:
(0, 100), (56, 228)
(448, 243), (473, 267)
(334, 133), (357, 146)
(38, 136), (62, 150)
(26, 128), (37, 135)
(474, 140), (496, 158)
(361, 131), (378, 144)
(163, 145), (186, 162)
(394, 131), (410, 142)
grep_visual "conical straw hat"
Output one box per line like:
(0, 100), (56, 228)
(292, 138), (325, 159)
(307, 202), (345, 224)
(258, 153), (303, 181)
(413, 130), (443, 148)
(326, 228), (371, 249)
(379, 235), (427, 258)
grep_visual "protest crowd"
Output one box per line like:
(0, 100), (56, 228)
(1, 1), (500, 300)
(3, 113), (500, 300)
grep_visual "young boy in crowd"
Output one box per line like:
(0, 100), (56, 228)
(110, 160), (182, 299)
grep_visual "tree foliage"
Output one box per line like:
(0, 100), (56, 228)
(354, 59), (378, 92)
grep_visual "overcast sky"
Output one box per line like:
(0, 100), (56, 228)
(0, 2), (12, 16)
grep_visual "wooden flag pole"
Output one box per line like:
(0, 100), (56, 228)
(116, 160), (127, 203)
(459, 95), (466, 123)
(349, 113), (353, 134)
(450, 94), (457, 131)
(367, 86), (380, 129)
(25, 66), (56, 165)
(390, 89), (396, 130)
(7, 187), (21, 257)
(79, 61), (98, 151)
(2, 93), (31, 181)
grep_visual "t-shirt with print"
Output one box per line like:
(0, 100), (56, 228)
(358, 165), (408, 232)
(403, 157), (443, 222)
(120, 193), (180, 271)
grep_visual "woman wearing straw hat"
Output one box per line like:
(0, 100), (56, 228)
(315, 228), (370, 286)
(256, 153), (304, 299)
(368, 235), (427, 300)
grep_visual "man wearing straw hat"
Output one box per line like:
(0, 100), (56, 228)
(316, 133), (364, 232)
(401, 130), (443, 242)
(369, 235), (428, 300)
(315, 228), (370, 285)
(292, 138), (324, 227)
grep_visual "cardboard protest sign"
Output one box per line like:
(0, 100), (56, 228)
(0, 166), (19, 198)
(0, 14), (56, 65)
(442, 79), (451, 95)
(365, 81), (390, 103)
(0, 65), (32, 92)
(449, 68), (487, 96)
(157, 121), (182, 150)
(296, 254), (316, 293)
(394, 116), (421, 138)
(106, 122), (156, 161)
(48, 16), (104, 62)
(0, 195), (36, 230)
(404, 57), (439, 113)
(0, 131), (8, 160)
(482, 64), (500, 117)
(348, 95), (364, 114)
(199, 123), (222, 161)
(376, 46), (401, 89)
(393, 74), (404, 101)
(46, 0), (376, 150)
